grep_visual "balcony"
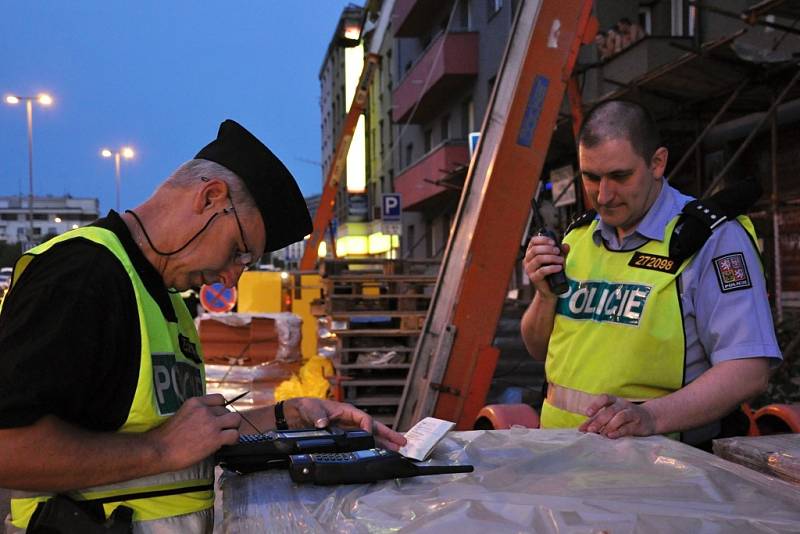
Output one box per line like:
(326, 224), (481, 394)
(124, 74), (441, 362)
(392, 31), (478, 124)
(392, 0), (443, 38)
(582, 36), (696, 101)
(395, 141), (469, 210)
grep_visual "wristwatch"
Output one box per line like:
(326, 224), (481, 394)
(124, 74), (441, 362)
(274, 401), (289, 430)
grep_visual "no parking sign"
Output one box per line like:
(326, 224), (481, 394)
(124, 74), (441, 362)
(200, 283), (237, 313)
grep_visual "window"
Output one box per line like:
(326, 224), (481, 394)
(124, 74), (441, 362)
(671, 0), (683, 36)
(379, 120), (385, 157)
(442, 214), (451, 250)
(382, 54), (389, 89)
(421, 32), (432, 50)
(440, 114), (450, 142)
(459, 0), (471, 30)
(688, 3), (697, 37)
(425, 222), (434, 257)
(424, 129), (432, 153)
(407, 225), (416, 258)
(488, 0), (503, 18)
(461, 98), (474, 138)
(406, 143), (414, 167)
(639, 6), (652, 35)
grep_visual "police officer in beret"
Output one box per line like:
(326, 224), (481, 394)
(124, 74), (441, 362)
(522, 100), (781, 448)
(0, 120), (406, 532)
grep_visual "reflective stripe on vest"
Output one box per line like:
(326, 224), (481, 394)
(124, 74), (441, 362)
(8, 227), (213, 530)
(542, 215), (758, 430)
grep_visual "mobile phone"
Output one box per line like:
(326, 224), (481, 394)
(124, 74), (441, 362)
(216, 427), (375, 474)
(289, 448), (474, 485)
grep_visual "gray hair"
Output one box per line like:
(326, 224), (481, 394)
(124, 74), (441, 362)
(162, 159), (258, 211)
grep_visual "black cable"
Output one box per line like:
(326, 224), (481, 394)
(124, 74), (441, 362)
(125, 208), (227, 257)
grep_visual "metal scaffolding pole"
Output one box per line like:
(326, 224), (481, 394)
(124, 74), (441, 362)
(667, 77), (749, 182)
(771, 92), (783, 323)
(703, 67), (800, 196)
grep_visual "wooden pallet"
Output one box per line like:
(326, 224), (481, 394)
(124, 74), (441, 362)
(321, 258), (439, 427)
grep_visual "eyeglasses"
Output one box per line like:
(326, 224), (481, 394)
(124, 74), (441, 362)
(226, 194), (259, 269)
(200, 176), (260, 270)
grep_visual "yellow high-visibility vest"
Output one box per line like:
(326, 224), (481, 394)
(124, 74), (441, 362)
(542, 215), (757, 430)
(8, 227), (214, 532)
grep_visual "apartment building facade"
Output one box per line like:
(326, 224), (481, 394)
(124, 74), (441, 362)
(0, 195), (99, 245)
(390, 0), (519, 259)
(319, 0), (799, 294)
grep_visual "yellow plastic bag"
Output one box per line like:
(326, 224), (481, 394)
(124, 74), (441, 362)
(274, 355), (334, 401)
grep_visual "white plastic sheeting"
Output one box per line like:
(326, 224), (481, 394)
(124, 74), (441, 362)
(220, 429), (800, 533)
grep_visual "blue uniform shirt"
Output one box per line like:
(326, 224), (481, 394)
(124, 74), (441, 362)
(593, 180), (781, 399)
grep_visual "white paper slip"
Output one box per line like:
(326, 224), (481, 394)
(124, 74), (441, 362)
(399, 417), (456, 461)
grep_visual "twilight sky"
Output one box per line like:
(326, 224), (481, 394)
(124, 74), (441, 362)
(0, 1), (355, 213)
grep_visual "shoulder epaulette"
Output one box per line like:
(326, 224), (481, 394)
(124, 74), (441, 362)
(669, 179), (761, 262)
(669, 198), (725, 262)
(565, 209), (597, 235)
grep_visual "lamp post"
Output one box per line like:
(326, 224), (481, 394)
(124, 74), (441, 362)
(4, 93), (53, 245)
(101, 147), (135, 211)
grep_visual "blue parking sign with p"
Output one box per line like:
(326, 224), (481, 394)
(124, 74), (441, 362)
(382, 193), (401, 221)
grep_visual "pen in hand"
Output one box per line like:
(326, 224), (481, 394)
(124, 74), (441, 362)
(224, 390), (250, 406)
(222, 390), (265, 436)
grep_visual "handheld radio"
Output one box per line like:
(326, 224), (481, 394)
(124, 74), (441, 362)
(530, 197), (569, 295)
(289, 448), (474, 485)
(216, 427), (375, 474)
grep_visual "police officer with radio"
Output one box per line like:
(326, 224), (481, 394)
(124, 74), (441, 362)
(521, 100), (781, 447)
(0, 120), (405, 533)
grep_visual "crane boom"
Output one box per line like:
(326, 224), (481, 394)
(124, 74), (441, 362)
(300, 1), (394, 270)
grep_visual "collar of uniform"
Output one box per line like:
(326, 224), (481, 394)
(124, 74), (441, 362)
(92, 211), (178, 323)
(592, 179), (690, 249)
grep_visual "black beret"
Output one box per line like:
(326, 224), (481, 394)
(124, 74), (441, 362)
(195, 119), (313, 252)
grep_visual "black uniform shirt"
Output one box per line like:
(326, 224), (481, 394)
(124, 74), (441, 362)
(0, 211), (177, 431)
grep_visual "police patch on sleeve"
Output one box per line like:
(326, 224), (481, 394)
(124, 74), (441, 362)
(713, 252), (752, 293)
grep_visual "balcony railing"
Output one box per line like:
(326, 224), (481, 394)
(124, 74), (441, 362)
(580, 36), (695, 101)
(394, 141), (469, 210)
(392, 31), (478, 124)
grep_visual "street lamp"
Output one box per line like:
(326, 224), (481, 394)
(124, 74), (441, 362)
(100, 146), (135, 211)
(4, 92), (53, 244)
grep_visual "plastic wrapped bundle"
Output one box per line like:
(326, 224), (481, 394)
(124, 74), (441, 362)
(197, 312), (302, 364)
(713, 434), (800, 485)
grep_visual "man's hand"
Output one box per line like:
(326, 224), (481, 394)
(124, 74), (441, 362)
(524, 235), (569, 298)
(149, 394), (241, 471)
(284, 398), (407, 451)
(578, 394), (657, 439)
